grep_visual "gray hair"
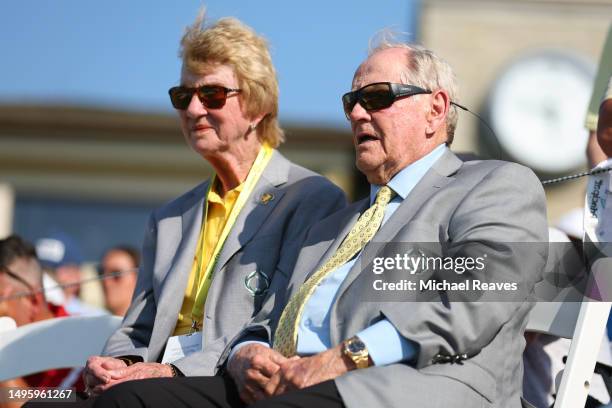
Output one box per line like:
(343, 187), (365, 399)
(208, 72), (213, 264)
(369, 36), (459, 144)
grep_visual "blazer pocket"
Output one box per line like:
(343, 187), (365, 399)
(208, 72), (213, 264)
(421, 360), (496, 403)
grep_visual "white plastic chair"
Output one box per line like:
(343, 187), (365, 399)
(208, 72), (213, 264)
(527, 301), (611, 408)
(526, 254), (612, 408)
(0, 315), (122, 381)
(0, 316), (17, 333)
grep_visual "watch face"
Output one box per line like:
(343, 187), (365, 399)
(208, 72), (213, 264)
(347, 338), (366, 353)
(488, 51), (595, 174)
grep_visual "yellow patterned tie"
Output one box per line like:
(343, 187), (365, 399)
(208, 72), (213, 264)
(273, 186), (394, 357)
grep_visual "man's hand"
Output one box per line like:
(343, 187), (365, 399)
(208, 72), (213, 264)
(227, 343), (289, 404)
(264, 345), (353, 397)
(84, 356), (128, 396)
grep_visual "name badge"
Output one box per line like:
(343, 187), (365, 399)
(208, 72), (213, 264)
(161, 332), (203, 364)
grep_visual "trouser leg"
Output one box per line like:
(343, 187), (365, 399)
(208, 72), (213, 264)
(21, 392), (92, 408)
(248, 380), (345, 408)
(28, 376), (346, 408)
(93, 375), (244, 408)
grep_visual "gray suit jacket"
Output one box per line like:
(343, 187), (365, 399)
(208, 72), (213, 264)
(102, 151), (346, 376)
(222, 150), (548, 408)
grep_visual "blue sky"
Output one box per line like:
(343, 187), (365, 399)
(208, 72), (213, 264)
(0, 1), (416, 127)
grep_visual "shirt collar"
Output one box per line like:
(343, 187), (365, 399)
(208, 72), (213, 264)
(370, 143), (447, 204)
(208, 178), (244, 204)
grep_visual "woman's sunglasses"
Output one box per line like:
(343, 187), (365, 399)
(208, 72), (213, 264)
(342, 82), (431, 119)
(168, 85), (242, 110)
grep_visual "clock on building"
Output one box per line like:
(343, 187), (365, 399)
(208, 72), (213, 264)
(487, 51), (595, 174)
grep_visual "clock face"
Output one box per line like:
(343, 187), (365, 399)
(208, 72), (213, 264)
(488, 51), (595, 174)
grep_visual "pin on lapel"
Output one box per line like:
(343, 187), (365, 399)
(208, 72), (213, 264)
(244, 270), (271, 296)
(260, 192), (274, 205)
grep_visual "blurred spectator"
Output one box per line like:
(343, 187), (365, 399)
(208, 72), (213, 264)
(0, 235), (44, 325)
(98, 246), (139, 316)
(0, 236), (37, 408)
(0, 235), (84, 395)
(35, 232), (103, 316)
(597, 76), (612, 158)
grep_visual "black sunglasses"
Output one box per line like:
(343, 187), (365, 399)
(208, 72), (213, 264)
(96, 265), (137, 279)
(342, 82), (432, 119)
(168, 85), (241, 110)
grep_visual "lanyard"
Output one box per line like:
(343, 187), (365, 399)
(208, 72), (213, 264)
(190, 144), (273, 329)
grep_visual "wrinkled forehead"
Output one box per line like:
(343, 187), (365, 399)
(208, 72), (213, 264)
(352, 48), (412, 90)
(104, 250), (136, 266)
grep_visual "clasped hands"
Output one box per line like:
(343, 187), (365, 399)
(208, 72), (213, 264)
(83, 344), (352, 403)
(83, 356), (173, 396)
(227, 343), (352, 404)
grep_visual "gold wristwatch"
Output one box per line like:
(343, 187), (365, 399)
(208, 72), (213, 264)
(342, 336), (370, 369)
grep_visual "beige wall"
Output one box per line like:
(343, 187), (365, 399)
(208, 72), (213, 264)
(420, 0), (612, 222)
(0, 183), (14, 238)
(0, 105), (356, 207)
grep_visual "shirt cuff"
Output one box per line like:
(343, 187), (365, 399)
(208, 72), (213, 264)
(356, 319), (417, 366)
(228, 340), (271, 364)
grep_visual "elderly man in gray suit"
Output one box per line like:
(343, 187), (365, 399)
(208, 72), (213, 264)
(87, 41), (548, 408)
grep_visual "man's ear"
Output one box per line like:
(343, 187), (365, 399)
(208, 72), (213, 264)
(425, 90), (450, 136)
(29, 293), (44, 321)
(30, 291), (45, 307)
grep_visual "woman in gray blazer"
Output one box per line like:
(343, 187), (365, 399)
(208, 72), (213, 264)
(82, 10), (346, 395)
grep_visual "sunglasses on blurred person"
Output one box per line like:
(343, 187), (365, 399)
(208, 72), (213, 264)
(96, 266), (138, 280)
(168, 85), (242, 110)
(342, 82), (432, 119)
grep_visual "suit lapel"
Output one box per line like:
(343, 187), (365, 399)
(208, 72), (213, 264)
(336, 150), (463, 301)
(301, 200), (368, 282)
(212, 151), (289, 277)
(148, 180), (209, 359)
(160, 182), (208, 289)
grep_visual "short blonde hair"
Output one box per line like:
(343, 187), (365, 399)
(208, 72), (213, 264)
(370, 39), (459, 145)
(180, 10), (284, 147)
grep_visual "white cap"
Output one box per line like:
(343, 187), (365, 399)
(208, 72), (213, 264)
(42, 272), (66, 306)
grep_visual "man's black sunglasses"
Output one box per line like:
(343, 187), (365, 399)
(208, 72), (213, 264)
(342, 82), (432, 119)
(168, 85), (241, 110)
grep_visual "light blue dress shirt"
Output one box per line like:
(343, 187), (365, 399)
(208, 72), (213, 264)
(296, 144), (447, 365)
